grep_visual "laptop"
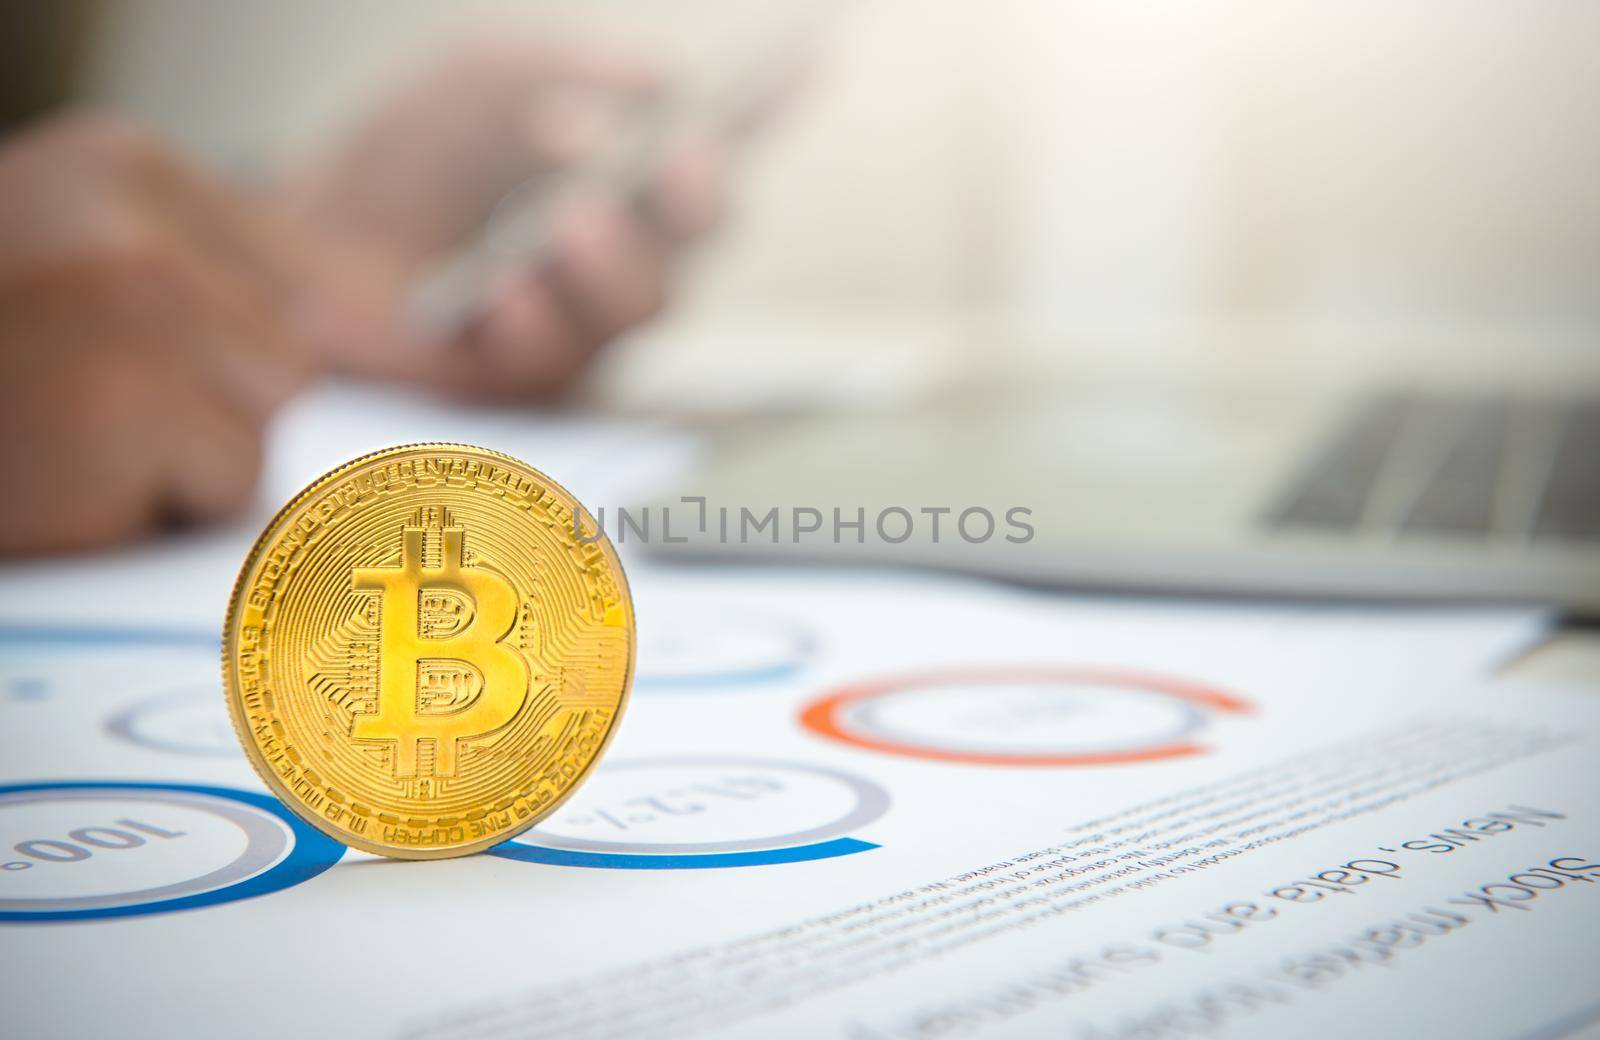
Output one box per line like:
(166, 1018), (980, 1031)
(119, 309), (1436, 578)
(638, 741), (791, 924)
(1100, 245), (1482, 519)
(646, 364), (1600, 614)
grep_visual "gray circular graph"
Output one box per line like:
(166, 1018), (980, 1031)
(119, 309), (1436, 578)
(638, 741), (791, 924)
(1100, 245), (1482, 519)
(106, 690), (238, 757)
(0, 783), (343, 920)
(504, 757), (889, 863)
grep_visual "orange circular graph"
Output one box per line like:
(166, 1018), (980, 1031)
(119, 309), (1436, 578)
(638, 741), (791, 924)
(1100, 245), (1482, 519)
(800, 666), (1252, 766)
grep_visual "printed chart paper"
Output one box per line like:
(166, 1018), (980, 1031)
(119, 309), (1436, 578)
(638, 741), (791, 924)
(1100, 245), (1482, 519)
(1, 558), (1585, 1039)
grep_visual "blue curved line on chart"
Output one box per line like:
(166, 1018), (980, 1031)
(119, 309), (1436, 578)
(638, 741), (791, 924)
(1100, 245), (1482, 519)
(0, 780), (346, 923)
(633, 660), (807, 691)
(489, 836), (878, 870)
(0, 624), (216, 651)
(0, 624), (805, 691)
(631, 621), (817, 692)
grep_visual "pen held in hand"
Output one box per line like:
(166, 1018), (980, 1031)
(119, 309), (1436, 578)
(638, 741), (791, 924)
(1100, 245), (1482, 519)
(407, 21), (819, 343)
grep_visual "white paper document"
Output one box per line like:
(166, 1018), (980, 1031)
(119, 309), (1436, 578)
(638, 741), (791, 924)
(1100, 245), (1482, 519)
(2, 553), (1591, 1039)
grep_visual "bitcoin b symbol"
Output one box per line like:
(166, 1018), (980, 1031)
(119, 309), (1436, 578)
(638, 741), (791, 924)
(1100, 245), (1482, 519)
(353, 524), (529, 778)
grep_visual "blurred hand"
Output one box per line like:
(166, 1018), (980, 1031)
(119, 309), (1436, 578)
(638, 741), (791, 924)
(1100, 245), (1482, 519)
(0, 115), (317, 554)
(0, 33), (753, 554)
(287, 35), (732, 400)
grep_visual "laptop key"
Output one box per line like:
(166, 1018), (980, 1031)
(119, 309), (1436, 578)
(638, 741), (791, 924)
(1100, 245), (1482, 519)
(1531, 399), (1600, 544)
(1263, 394), (1411, 531)
(1398, 397), (1507, 538)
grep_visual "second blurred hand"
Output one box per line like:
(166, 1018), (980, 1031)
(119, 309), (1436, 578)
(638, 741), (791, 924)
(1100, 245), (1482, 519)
(407, 20), (819, 343)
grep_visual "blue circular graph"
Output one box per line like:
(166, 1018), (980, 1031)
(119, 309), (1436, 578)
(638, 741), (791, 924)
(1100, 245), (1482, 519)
(0, 781), (345, 922)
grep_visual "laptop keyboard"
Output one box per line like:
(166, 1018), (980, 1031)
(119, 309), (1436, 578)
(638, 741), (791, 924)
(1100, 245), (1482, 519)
(1263, 393), (1600, 544)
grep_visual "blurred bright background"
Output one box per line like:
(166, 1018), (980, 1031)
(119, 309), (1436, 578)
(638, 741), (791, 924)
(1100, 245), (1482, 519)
(5, 0), (1597, 606)
(50, 0), (1600, 402)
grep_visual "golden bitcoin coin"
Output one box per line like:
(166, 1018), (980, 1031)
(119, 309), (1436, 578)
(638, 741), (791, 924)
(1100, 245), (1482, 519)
(222, 443), (633, 859)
